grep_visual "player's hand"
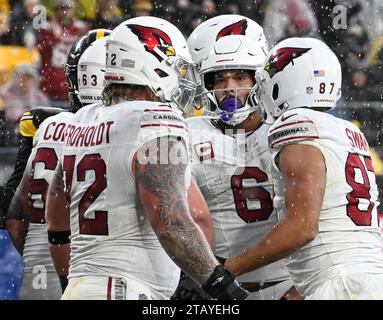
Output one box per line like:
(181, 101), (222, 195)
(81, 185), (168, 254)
(202, 265), (249, 300)
(171, 272), (211, 300)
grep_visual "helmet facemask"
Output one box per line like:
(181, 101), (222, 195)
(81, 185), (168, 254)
(164, 57), (198, 114)
(195, 35), (268, 126)
(198, 68), (260, 126)
(65, 62), (83, 111)
(198, 87), (259, 126)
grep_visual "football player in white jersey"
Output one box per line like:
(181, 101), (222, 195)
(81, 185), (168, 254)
(226, 37), (383, 299)
(5, 29), (112, 299)
(179, 16), (294, 300)
(46, 16), (248, 300)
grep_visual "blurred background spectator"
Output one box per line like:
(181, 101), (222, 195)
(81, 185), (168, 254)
(200, 0), (217, 20)
(0, 0), (11, 45)
(262, 0), (319, 46)
(367, 34), (383, 102)
(37, 0), (88, 108)
(75, 0), (97, 20)
(0, 64), (49, 145)
(335, 7), (370, 101)
(9, 0), (41, 48)
(358, 0), (383, 42)
(90, 0), (123, 29)
(131, 0), (153, 17)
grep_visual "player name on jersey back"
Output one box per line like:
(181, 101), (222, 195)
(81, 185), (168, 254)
(345, 127), (369, 152)
(42, 120), (115, 147)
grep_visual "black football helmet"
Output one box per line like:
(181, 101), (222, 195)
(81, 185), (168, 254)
(65, 29), (112, 111)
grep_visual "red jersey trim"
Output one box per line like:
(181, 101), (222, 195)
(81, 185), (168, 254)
(140, 123), (188, 131)
(144, 109), (175, 112)
(107, 277), (112, 300)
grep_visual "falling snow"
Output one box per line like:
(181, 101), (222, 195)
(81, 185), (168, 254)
(0, 0), (382, 301)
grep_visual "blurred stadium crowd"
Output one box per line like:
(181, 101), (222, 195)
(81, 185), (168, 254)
(0, 0), (381, 208)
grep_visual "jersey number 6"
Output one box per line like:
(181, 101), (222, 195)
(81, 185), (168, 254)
(231, 167), (273, 223)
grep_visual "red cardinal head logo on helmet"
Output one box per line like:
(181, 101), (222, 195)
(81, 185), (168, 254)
(264, 47), (311, 78)
(216, 19), (248, 41)
(127, 24), (175, 62)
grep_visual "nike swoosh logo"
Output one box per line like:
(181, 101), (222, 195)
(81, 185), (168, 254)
(212, 276), (224, 286)
(194, 47), (203, 52)
(281, 113), (298, 121)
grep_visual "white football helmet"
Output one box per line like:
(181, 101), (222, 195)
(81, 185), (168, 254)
(256, 37), (342, 124)
(187, 14), (268, 67)
(77, 36), (108, 105)
(187, 15), (269, 123)
(104, 16), (197, 113)
(198, 35), (267, 126)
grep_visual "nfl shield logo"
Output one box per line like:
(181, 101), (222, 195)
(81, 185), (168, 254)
(306, 86), (313, 94)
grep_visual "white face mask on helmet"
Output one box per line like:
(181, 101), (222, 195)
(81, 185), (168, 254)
(256, 37), (342, 124)
(77, 36), (108, 105)
(198, 35), (267, 126)
(104, 16), (197, 114)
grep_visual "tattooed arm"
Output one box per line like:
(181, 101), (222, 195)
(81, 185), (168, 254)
(135, 137), (218, 284)
(135, 137), (248, 300)
(46, 161), (71, 285)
